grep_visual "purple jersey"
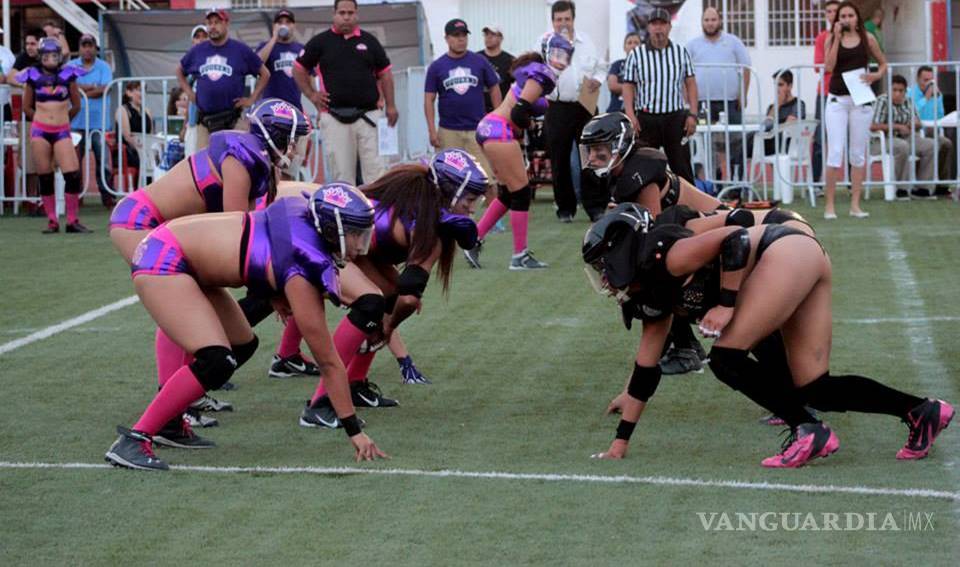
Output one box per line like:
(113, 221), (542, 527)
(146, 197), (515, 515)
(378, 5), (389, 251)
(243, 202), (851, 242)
(256, 40), (304, 110)
(189, 131), (272, 212)
(510, 62), (555, 116)
(17, 66), (84, 103)
(245, 198), (341, 302)
(424, 52), (500, 131)
(368, 199), (414, 266)
(180, 39), (263, 114)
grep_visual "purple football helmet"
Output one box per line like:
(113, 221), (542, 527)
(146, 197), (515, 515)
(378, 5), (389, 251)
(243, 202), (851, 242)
(540, 33), (574, 70)
(429, 148), (489, 209)
(310, 182), (375, 266)
(248, 98), (311, 167)
(38, 38), (61, 67)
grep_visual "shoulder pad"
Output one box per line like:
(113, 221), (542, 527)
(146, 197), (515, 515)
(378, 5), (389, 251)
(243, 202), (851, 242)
(437, 212), (479, 249)
(16, 67), (41, 85)
(213, 132), (273, 199)
(59, 65), (86, 82)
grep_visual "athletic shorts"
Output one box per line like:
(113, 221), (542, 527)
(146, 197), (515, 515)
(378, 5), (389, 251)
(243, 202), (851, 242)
(31, 121), (72, 144)
(109, 190), (165, 231)
(475, 113), (518, 146)
(130, 225), (193, 279)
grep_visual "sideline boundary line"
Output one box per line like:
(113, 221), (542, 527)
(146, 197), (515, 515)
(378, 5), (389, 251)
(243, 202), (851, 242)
(0, 296), (139, 356)
(0, 461), (958, 502)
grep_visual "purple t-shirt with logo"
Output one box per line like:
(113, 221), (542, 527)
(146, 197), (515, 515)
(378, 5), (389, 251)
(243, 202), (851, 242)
(425, 52), (499, 131)
(180, 39), (263, 114)
(256, 40), (304, 110)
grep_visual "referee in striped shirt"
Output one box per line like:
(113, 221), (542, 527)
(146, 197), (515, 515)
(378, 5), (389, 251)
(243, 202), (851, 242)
(621, 8), (698, 183)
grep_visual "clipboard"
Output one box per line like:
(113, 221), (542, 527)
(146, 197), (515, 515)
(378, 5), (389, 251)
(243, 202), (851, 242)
(841, 67), (876, 106)
(578, 79), (600, 114)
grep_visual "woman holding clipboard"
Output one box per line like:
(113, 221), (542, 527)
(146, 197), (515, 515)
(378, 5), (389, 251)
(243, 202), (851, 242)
(822, 1), (887, 219)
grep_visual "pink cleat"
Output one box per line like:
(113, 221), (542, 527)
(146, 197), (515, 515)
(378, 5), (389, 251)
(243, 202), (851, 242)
(762, 423), (839, 468)
(896, 399), (954, 460)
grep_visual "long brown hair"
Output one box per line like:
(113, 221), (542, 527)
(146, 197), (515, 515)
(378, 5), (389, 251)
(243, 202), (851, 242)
(836, 1), (869, 49)
(509, 51), (544, 75)
(361, 164), (456, 293)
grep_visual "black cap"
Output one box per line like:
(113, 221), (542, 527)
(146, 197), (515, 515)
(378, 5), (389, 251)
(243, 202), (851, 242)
(274, 9), (295, 23)
(444, 19), (470, 35)
(648, 8), (671, 23)
(79, 33), (97, 46)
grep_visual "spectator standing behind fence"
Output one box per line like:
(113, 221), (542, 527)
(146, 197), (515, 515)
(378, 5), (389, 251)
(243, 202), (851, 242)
(479, 24), (513, 113)
(425, 19), (501, 169)
(872, 75), (953, 200)
(621, 7), (697, 185)
(177, 9), (268, 151)
(257, 9), (307, 180)
(182, 25), (207, 156)
(8, 29), (42, 210)
(822, 1), (886, 220)
(69, 34), (113, 208)
(606, 33), (640, 113)
(115, 82), (153, 179)
(813, 0), (840, 183)
(686, 7), (751, 181)
(0, 38), (14, 121)
(293, 0), (398, 185)
(538, 1), (606, 222)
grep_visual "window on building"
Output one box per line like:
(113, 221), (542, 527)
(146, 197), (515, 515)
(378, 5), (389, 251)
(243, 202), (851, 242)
(230, 0), (286, 9)
(702, 0), (756, 47)
(767, 0), (824, 47)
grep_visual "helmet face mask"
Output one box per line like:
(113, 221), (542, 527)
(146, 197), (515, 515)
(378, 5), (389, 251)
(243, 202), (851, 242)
(546, 46), (571, 70)
(541, 33), (574, 72)
(248, 98), (310, 168)
(310, 183), (375, 267)
(579, 112), (635, 177)
(581, 203), (653, 297)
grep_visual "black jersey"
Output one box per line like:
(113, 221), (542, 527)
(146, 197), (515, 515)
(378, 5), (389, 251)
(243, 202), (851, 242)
(612, 148), (669, 203)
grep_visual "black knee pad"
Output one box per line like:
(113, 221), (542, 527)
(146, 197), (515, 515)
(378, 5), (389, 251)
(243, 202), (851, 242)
(238, 294), (274, 327)
(510, 186), (532, 211)
(707, 346), (751, 392)
(496, 185), (512, 208)
(63, 170), (83, 194)
(38, 173), (55, 196)
(725, 208), (755, 228)
(346, 293), (385, 334)
(190, 346), (238, 391)
(232, 335), (259, 368)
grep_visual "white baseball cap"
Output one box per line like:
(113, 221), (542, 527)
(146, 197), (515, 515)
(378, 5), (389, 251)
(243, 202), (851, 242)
(482, 24), (504, 36)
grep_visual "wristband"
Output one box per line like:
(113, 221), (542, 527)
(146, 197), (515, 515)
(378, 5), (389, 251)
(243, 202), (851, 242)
(341, 414), (362, 437)
(615, 419), (637, 441)
(718, 288), (738, 307)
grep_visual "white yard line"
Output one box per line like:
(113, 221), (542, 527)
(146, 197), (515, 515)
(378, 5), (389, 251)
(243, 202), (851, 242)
(837, 316), (960, 325)
(0, 461), (957, 502)
(0, 296), (139, 356)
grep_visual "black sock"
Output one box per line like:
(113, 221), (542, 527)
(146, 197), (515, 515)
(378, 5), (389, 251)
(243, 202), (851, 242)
(800, 373), (924, 418)
(709, 346), (818, 428)
(669, 316), (697, 350)
(752, 331), (796, 399)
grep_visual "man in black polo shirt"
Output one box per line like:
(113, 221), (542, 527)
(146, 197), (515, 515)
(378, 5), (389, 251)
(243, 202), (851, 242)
(293, 0), (398, 185)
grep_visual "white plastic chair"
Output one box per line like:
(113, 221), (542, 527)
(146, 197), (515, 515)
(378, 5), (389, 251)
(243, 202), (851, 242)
(866, 131), (896, 200)
(757, 119), (817, 206)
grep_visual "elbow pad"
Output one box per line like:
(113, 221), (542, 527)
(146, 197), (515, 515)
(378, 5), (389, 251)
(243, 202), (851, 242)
(510, 98), (533, 130)
(627, 363), (662, 402)
(397, 265), (430, 298)
(724, 208), (755, 228)
(720, 228), (751, 271)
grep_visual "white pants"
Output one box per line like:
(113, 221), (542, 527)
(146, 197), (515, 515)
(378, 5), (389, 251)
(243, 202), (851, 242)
(319, 109), (384, 185)
(825, 95), (873, 168)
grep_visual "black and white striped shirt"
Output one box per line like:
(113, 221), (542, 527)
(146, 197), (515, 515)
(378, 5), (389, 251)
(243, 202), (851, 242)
(622, 40), (695, 114)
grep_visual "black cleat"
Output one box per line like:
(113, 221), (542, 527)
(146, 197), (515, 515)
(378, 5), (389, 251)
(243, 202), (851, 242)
(299, 397), (366, 430)
(42, 221), (60, 234)
(463, 239), (483, 269)
(153, 417), (216, 449)
(897, 399), (955, 460)
(659, 347), (704, 375)
(105, 426), (169, 471)
(65, 222), (92, 233)
(351, 380), (399, 408)
(269, 353), (320, 378)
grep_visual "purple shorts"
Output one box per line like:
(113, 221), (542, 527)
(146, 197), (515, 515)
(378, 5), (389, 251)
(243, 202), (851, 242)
(475, 114), (518, 146)
(109, 190), (166, 231)
(31, 121), (72, 144)
(131, 225), (193, 279)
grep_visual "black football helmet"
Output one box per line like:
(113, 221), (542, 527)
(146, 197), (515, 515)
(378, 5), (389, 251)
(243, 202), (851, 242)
(579, 112), (636, 177)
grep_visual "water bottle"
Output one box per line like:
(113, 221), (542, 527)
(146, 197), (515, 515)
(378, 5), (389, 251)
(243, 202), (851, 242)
(278, 25), (291, 40)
